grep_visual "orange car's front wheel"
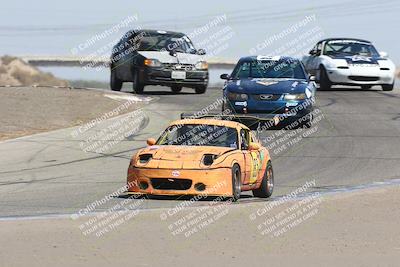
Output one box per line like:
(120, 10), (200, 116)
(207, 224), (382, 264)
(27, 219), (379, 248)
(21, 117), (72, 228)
(253, 161), (274, 198)
(231, 164), (241, 202)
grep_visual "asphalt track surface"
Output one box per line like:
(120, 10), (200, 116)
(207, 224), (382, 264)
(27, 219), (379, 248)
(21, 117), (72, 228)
(1, 84), (400, 218)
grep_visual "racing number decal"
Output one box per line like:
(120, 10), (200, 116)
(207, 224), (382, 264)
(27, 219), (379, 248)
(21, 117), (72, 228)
(249, 151), (261, 184)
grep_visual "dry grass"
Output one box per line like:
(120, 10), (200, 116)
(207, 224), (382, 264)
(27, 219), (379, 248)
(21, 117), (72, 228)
(0, 55), (69, 87)
(0, 65), (7, 74)
(10, 68), (68, 87)
(1, 55), (17, 65)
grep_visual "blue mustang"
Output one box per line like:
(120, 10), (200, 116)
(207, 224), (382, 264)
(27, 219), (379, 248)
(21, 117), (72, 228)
(220, 56), (316, 128)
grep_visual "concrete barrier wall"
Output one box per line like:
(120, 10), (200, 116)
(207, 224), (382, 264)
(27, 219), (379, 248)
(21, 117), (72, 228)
(21, 56), (237, 69)
(20, 56), (400, 75)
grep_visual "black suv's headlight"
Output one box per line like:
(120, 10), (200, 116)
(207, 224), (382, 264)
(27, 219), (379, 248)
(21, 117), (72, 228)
(144, 59), (162, 67)
(195, 61), (208, 70)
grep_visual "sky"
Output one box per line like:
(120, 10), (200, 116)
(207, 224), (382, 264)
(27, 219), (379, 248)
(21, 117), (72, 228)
(1, 0), (399, 64)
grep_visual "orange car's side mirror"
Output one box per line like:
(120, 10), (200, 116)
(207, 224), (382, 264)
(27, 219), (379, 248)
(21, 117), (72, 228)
(146, 138), (156, 146)
(249, 142), (260, 151)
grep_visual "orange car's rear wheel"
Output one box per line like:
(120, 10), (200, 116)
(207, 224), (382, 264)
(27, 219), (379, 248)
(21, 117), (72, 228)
(252, 162), (274, 198)
(231, 164), (241, 202)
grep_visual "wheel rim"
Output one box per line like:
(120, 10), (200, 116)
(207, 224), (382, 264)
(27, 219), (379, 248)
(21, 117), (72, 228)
(234, 169), (241, 198)
(266, 167), (274, 193)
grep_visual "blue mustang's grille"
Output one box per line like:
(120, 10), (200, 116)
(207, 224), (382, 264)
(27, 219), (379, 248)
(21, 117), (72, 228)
(251, 94), (282, 101)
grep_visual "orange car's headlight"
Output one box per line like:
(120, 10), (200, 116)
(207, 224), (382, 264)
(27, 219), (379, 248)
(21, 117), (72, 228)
(202, 154), (218, 166)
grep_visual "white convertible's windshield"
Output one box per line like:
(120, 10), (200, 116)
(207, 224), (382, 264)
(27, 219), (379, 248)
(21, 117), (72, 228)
(324, 40), (379, 57)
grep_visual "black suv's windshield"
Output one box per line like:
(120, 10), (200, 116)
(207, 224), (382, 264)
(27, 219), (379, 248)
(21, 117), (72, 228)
(135, 32), (196, 53)
(324, 40), (379, 57)
(231, 59), (307, 79)
(157, 124), (238, 148)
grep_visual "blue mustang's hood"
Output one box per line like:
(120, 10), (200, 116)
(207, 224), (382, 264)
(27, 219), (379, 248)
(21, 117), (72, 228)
(226, 78), (309, 94)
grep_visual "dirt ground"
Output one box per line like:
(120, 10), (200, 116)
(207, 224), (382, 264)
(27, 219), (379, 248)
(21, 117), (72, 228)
(0, 87), (144, 140)
(1, 185), (399, 267)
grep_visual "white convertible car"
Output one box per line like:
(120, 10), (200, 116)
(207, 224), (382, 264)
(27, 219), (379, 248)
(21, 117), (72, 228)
(302, 38), (395, 91)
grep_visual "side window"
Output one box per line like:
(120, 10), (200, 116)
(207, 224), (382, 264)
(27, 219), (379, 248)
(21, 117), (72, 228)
(250, 132), (258, 143)
(240, 129), (249, 150)
(316, 42), (322, 56)
(127, 35), (140, 51)
(120, 33), (133, 52)
(312, 44), (318, 51)
(310, 44), (318, 55)
(160, 126), (178, 145)
(232, 62), (251, 79)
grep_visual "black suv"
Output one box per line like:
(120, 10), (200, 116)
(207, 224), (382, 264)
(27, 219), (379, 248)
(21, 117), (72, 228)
(110, 29), (209, 94)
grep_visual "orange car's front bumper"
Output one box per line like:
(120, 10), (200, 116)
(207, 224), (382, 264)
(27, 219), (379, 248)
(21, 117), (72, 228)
(127, 167), (233, 197)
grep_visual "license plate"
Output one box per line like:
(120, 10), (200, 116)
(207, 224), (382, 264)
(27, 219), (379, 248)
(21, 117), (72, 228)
(171, 71), (186, 79)
(349, 64), (377, 67)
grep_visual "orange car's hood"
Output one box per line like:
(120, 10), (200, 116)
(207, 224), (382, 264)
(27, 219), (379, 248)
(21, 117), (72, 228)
(136, 145), (235, 169)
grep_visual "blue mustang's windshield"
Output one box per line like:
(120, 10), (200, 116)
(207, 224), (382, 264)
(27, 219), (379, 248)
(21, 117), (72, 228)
(231, 59), (307, 80)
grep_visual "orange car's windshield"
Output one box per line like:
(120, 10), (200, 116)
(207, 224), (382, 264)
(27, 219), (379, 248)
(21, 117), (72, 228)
(157, 124), (238, 148)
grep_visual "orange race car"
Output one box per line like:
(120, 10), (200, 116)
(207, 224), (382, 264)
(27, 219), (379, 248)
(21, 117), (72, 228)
(127, 118), (274, 201)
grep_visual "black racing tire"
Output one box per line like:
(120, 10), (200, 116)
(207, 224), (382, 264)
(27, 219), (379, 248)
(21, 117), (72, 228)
(301, 113), (313, 128)
(231, 164), (241, 202)
(361, 85), (372, 90)
(252, 161), (274, 198)
(382, 83), (394, 91)
(171, 86), (182, 93)
(222, 98), (236, 115)
(319, 66), (331, 91)
(133, 70), (145, 94)
(221, 97), (227, 112)
(110, 69), (122, 91)
(195, 85), (207, 94)
(221, 98), (231, 113)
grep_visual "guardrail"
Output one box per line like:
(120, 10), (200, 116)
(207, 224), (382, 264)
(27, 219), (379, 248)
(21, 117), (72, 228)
(18, 56), (400, 77)
(21, 56), (237, 69)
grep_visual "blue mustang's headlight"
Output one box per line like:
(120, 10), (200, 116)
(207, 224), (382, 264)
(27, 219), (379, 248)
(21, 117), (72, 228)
(284, 93), (306, 100)
(228, 92), (248, 100)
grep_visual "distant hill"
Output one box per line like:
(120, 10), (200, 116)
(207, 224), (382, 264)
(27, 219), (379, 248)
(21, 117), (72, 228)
(0, 55), (68, 87)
